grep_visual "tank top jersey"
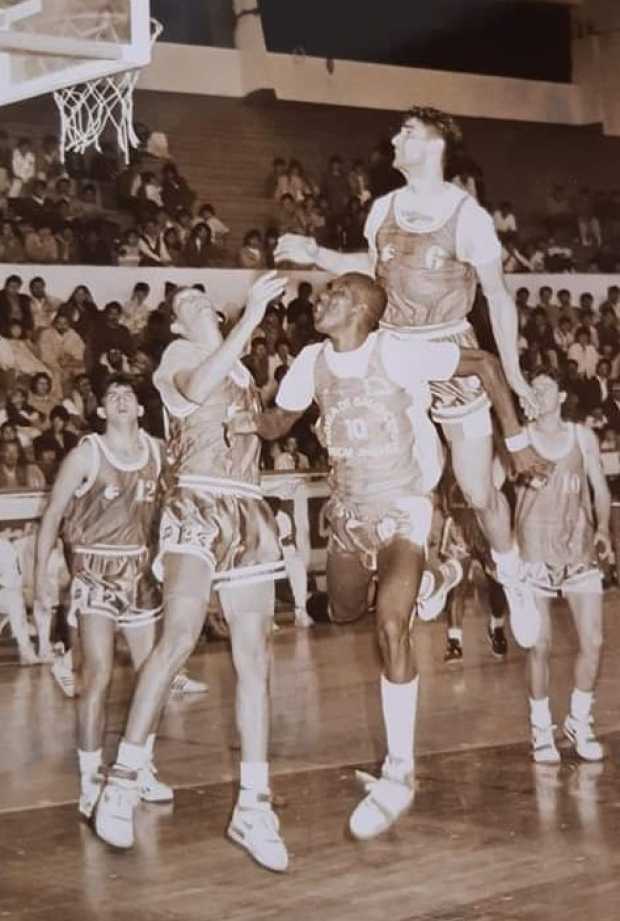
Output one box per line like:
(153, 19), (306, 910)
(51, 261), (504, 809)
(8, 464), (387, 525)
(166, 364), (263, 491)
(62, 431), (161, 556)
(516, 424), (595, 568)
(313, 336), (430, 502)
(374, 192), (477, 329)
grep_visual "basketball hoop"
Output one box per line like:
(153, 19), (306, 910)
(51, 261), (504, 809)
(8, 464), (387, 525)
(53, 17), (162, 163)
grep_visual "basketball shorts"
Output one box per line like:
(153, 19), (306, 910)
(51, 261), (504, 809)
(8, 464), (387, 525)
(382, 319), (492, 441)
(68, 547), (162, 630)
(155, 485), (286, 595)
(326, 493), (433, 572)
(520, 560), (603, 598)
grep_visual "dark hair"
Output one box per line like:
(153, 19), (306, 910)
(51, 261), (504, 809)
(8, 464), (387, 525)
(50, 405), (70, 423)
(400, 106), (463, 161)
(31, 372), (51, 392)
(103, 300), (122, 315)
(339, 272), (388, 327)
(29, 276), (44, 288)
(100, 373), (139, 400)
(191, 221), (212, 244)
(133, 282), (150, 295)
(5, 274), (21, 286)
(243, 229), (262, 246)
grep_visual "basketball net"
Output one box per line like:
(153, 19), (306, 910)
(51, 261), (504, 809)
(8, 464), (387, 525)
(53, 18), (162, 164)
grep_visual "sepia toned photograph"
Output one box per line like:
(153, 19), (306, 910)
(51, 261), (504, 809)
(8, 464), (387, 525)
(0, 2), (619, 919)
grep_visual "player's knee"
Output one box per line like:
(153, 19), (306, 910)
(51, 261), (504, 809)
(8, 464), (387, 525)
(529, 633), (552, 660)
(376, 608), (410, 655)
(82, 659), (113, 696)
(582, 626), (603, 659)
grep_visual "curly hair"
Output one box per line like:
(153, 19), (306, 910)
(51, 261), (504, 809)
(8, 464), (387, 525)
(400, 106), (463, 163)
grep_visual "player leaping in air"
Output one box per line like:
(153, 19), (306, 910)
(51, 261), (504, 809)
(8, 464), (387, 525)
(275, 106), (549, 649)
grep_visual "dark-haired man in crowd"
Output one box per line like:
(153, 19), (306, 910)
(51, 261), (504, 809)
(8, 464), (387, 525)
(276, 105), (548, 649)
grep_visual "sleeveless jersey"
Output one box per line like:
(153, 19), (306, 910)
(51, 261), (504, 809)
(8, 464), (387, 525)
(313, 335), (435, 502)
(166, 364), (263, 493)
(62, 432), (161, 556)
(374, 192), (477, 330)
(516, 424), (595, 568)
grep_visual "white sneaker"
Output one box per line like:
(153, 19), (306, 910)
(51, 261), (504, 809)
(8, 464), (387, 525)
(18, 643), (40, 666)
(138, 763), (174, 803)
(79, 770), (105, 819)
(170, 670), (208, 695)
(349, 759), (415, 840)
(94, 774), (138, 849)
(227, 792), (288, 873)
(51, 650), (76, 698)
(416, 559), (463, 622)
(531, 724), (561, 764)
(294, 608), (314, 628)
(503, 581), (541, 649)
(563, 714), (604, 762)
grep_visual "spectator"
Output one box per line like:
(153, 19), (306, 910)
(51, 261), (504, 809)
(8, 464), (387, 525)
(55, 224), (80, 264)
(348, 159), (372, 206)
(38, 310), (86, 395)
(493, 201), (517, 238)
(18, 178), (50, 226)
(0, 275), (33, 338)
(73, 183), (101, 223)
(198, 204), (230, 247)
(36, 135), (62, 183)
(545, 184), (573, 236)
(123, 282), (154, 338)
(597, 305), (619, 354)
(583, 358), (613, 412)
(0, 131), (10, 200)
(162, 226), (184, 267)
(91, 347), (131, 395)
(62, 373), (98, 430)
(322, 155), (350, 224)
(0, 439), (45, 489)
(275, 159), (314, 203)
(33, 405), (77, 461)
(567, 326), (600, 378)
(274, 435), (310, 472)
(265, 156), (287, 198)
(137, 170), (163, 218)
(174, 207), (194, 246)
(545, 237), (574, 272)
(24, 225), (59, 264)
(575, 187), (602, 247)
(29, 372), (56, 422)
(9, 138), (36, 198)
(0, 221), (25, 263)
(62, 285), (98, 342)
(1, 321), (50, 378)
(237, 229), (265, 269)
(161, 162), (195, 215)
(90, 301), (134, 365)
(523, 240), (546, 273)
(556, 288), (578, 325)
(32, 441), (60, 485)
(277, 193), (306, 235)
(600, 285), (620, 322)
(578, 302), (599, 349)
(242, 336), (270, 394)
(142, 281), (176, 364)
(584, 405), (608, 434)
(79, 226), (112, 265)
(553, 316), (575, 361)
(264, 227), (279, 269)
(5, 386), (44, 442)
(138, 218), (170, 267)
(602, 378), (620, 433)
(116, 228), (141, 267)
(368, 143), (403, 199)
(89, 141), (119, 183)
(524, 307), (558, 369)
(342, 197), (366, 251)
(183, 221), (212, 268)
(286, 281), (314, 327)
(28, 276), (61, 332)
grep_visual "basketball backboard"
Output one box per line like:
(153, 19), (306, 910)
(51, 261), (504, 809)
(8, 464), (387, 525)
(0, 0), (151, 106)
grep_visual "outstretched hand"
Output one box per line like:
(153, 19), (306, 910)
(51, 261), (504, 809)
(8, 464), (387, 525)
(245, 271), (288, 327)
(510, 444), (554, 482)
(594, 529), (613, 562)
(274, 234), (319, 266)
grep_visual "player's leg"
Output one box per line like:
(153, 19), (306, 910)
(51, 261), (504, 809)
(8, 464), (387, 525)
(485, 572), (509, 657)
(95, 553), (210, 848)
(525, 595), (559, 763)
(563, 590), (604, 761)
(450, 432), (541, 649)
(444, 557), (471, 663)
(283, 549), (311, 626)
(123, 621), (174, 804)
(76, 612), (116, 816)
(349, 537), (425, 840)
(0, 588), (38, 665)
(326, 543), (372, 624)
(220, 579), (288, 873)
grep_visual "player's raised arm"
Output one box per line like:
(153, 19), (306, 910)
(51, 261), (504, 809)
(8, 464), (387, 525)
(274, 233), (373, 276)
(34, 440), (91, 606)
(172, 272), (287, 405)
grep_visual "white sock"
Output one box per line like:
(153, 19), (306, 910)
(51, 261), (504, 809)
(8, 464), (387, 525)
(448, 627), (463, 642)
(381, 674), (418, 773)
(115, 739), (148, 774)
(491, 546), (520, 580)
(529, 697), (552, 728)
(490, 616), (505, 631)
(78, 748), (102, 789)
(240, 761), (269, 795)
(570, 688), (593, 722)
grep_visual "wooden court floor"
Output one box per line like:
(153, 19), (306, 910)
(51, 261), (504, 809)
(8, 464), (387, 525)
(1, 590), (620, 921)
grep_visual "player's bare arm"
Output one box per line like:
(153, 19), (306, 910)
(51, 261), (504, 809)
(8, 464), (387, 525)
(274, 233), (373, 276)
(34, 441), (92, 606)
(580, 426), (612, 559)
(476, 258), (539, 420)
(174, 272), (288, 404)
(454, 348), (552, 480)
(226, 406), (303, 441)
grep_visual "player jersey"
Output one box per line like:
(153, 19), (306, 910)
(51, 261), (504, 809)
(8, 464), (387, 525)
(62, 432), (161, 557)
(164, 364), (263, 494)
(313, 335), (434, 502)
(373, 193), (477, 330)
(516, 423), (595, 568)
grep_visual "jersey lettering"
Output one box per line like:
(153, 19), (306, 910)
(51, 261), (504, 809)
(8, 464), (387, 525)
(136, 479), (157, 503)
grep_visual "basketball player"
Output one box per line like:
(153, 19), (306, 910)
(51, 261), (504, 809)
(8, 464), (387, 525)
(437, 467), (509, 663)
(94, 274), (290, 873)
(232, 272), (549, 839)
(275, 106), (545, 648)
(34, 375), (171, 821)
(515, 369), (612, 764)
